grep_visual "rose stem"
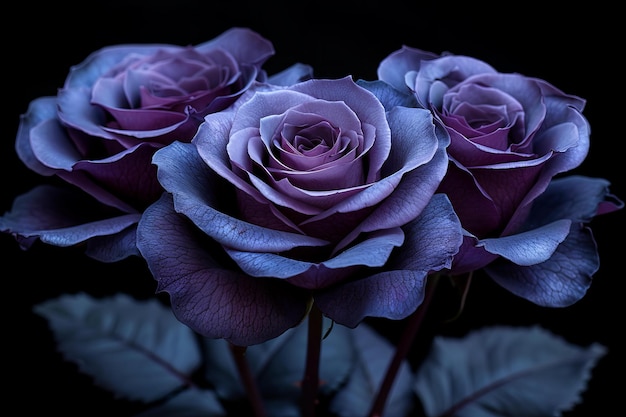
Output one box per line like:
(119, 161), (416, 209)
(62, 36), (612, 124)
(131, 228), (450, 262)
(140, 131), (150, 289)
(367, 275), (441, 417)
(301, 303), (323, 417)
(229, 343), (266, 417)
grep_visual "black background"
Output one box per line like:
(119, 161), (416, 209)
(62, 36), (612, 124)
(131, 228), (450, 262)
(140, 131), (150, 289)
(3, 2), (623, 415)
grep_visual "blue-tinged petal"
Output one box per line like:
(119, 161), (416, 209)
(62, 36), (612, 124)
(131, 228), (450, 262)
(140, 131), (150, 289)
(485, 224), (598, 307)
(137, 193), (310, 346)
(315, 194), (462, 327)
(225, 227), (405, 289)
(153, 141), (328, 252)
(315, 269), (429, 328)
(542, 96), (590, 166)
(29, 118), (85, 170)
(224, 249), (314, 280)
(479, 219), (572, 265)
(0, 184), (141, 248)
(356, 79), (418, 111)
(195, 27), (274, 67)
(522, 175), (624, 229)
(267, 63), (314, 86)
(376, 46), (439, 93)
(387, 194), (463, 272)
(15, 96), (59, 175)
(57, 86), (117, 138)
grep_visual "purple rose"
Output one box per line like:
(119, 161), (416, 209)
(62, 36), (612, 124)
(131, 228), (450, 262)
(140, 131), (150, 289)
(136, 77), (462, 345)
(376, 46), (623, 306)
(1, 27), (312, 261)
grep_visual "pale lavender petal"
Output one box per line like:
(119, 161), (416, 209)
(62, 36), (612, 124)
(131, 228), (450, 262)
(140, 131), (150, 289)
(331, 106), (449, 251)
(376, 46), (439, 92)
(153, 141), (328, 251)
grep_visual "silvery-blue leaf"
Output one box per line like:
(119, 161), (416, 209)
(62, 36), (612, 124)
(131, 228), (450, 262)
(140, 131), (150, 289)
(414, 325), (606, 417)
(133, 388), (226, 417)
(202, 317), (353, 408)
(34, 293), (202, 402)
(329, 324), (415, 417)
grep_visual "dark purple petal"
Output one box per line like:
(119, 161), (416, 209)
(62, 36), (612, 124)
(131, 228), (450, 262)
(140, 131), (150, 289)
(137, 193), (310, 346)
(84, 225), (141, 262)
(523, 176), (624, 229)
(54, 143), (162, 212)
(449, 235), (499, 275)
(0, 185), (140, 248)
(485, 224), (599, 307)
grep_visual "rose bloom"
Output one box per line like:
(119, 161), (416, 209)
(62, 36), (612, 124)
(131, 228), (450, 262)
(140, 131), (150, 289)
(136, 77), (462, 345)
(374, 46), (623, 306)
(1, 27), (312, 261)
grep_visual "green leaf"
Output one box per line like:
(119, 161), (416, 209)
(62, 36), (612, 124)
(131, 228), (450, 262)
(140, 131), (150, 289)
(414, 325), (607, 417)
(33, 293), (202, 402)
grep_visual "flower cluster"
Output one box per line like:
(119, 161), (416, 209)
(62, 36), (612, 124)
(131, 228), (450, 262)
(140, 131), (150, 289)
(2, 27), (622, 417)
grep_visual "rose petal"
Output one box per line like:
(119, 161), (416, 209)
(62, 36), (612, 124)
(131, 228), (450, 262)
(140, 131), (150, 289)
(137, 193), (310, 346)
(485, 224), (598, 307)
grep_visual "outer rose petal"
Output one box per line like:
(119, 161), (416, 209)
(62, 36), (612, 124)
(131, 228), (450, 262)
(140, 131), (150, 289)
(0, 185), (140, 256)
(484, 224), (599, 307)
(480, 175), (624, 306)
(15, 97), (58, 176)
(315, 194), (462, 327)
(137, 193), (310, 346)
